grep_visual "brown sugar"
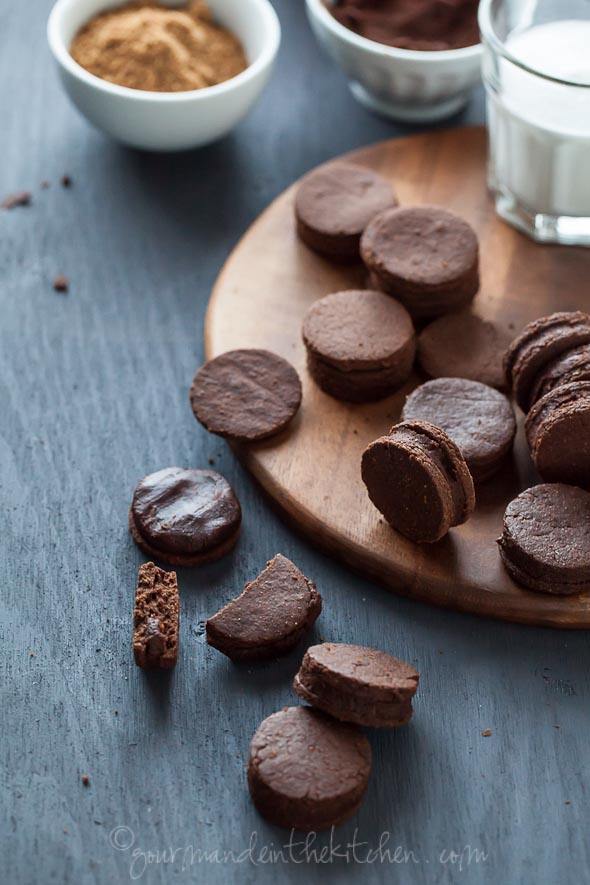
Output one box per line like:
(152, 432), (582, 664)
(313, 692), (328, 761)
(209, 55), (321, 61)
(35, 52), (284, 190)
(70, 0), (248, 93)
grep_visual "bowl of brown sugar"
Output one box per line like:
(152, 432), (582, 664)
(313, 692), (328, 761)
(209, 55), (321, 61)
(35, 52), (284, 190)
(48, 0), (281, 151)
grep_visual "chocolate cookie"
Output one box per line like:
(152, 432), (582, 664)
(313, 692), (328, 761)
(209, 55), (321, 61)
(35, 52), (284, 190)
(129, 468), (241, 567)
(525, 382), (590, 487)
(293, 643), (419, 728)
(498, 484), (590, 595)
(295, 162), (397, 261)
(360, 206), (479, 319)
(361, 420), (475, 543)
(247, 706), (371, 831)
(401, 378), (516, 482)
(133, 562), (179, 669)
(189, 349), (302, 441)
(529, 343), (590, 404)
(302, 289), (415, 402)
(504, 311), (590, 412)
(417, 310), (511, 390)
(206, 554), (322, 661)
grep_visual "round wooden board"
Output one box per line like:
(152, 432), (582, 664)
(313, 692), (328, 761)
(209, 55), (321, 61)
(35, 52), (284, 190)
(205, 126), (590, 629)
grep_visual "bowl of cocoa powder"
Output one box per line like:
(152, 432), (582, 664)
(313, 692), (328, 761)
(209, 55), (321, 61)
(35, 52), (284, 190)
(306, 0), (482, 123)
(47, 0), (280, 151)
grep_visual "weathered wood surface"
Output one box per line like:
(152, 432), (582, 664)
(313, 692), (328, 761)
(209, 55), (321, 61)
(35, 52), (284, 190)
(1, 2), (588, 884)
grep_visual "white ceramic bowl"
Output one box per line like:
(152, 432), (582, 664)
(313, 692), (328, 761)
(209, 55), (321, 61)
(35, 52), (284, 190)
(306, 0), (482, 123)
(47, 0), (280, 151)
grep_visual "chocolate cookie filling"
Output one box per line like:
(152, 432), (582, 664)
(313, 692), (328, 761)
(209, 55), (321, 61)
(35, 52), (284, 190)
(329, 0), (480, 52)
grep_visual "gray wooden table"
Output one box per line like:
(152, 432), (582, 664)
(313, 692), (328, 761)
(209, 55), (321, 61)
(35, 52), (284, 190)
(2, 2), (588, 883)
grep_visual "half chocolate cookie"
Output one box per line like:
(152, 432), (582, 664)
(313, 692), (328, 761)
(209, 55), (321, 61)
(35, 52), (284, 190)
(206, 554), (321, 661)
(248, 706), (371, 831)
(302, 289), (415, 402)
(504, 311), (590, 412)
(498, 484), (590, 595)
(133, 562), (179, 670)
(361, 420), (475, 543)
(293, 642), (419, 728)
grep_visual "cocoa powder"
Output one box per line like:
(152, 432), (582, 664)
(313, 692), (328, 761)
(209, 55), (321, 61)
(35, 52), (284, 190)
(70, 0), (248, 92)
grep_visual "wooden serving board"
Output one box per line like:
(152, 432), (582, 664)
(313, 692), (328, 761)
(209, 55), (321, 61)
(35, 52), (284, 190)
(205, 126), (590, 629)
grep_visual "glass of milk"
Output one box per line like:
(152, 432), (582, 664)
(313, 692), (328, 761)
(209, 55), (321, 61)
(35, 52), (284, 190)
(479, 0), (590, 245)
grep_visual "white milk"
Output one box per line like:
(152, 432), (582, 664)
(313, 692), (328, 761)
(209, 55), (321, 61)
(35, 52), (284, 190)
(488, 20), (590, 218)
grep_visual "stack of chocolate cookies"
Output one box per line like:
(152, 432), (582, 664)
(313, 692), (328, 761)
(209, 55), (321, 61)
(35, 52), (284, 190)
(247, 642), (420, 831)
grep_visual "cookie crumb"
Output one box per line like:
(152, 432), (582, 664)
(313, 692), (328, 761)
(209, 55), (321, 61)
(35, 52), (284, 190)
(2, 191), (31, 210)
(53, 275), (69, 293)
(61, 175), (73, 188)
(81, 774), (90, 786)
(481, 728), (492, 737)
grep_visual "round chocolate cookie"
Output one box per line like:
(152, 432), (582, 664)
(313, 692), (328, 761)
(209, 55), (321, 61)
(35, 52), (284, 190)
(401, 378), (516, 482)
(206, 554), (322, 661)
(295, 162), (397, 261)
(498, 484), (590, 595)
(504, 311), (590, 412)
(360, 206), (479, 319)
(189, 349), (302, 442)
(129, 467), (241, 566)
(525, 381), (590, 487)
(302, 289), (415, 402)
(417, 310), (511, 390)
(293, 643), (419, 728)
(529, 343), (590, 405)
(247, 706), (371, 831)
(361, 420), (475, 543)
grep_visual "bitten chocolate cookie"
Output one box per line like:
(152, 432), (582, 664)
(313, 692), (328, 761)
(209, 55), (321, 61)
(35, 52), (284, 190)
(361, 420), (475, 543)
(206, 554), (322, 661)
(504, 311), (590, 411)
(360, 206), (479, 319)
(295, 162), (397, 261)
(498, 484), (590, 595)
(402, 378), (516, 482)
(133, 562), (179, 669)
(525, 382), (590, 487)
(189, 349), (302, 441)
(129, 468), (241, 567)
(529, 343), (590, 404)
(293, 643), (419, 728)
(248, 706), (371, 831)
(417, 310), (511, 390)
(302, 289), (415, 402)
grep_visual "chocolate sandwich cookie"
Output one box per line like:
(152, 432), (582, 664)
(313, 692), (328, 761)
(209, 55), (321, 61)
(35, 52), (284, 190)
(360, 206), (479, 319)
(529, 343), (590, 404)
(129, 467), (241, 567)
(248, 706), (371, 831)
(189, 349), (302, 442)
(417, 310), (511, 390)
(401, 378), (516, 482)
(295, 162), (397, 261)
(504, 311), (590, 411)
(361, 420), (475, 543)
(498, 484), (590, 595)
(206, 554), (322, 661)
(293, 643), (419, 728)
(525, 382), (590, 487)
(302, 289), (415, 402)
(133, 562), (179, 669)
